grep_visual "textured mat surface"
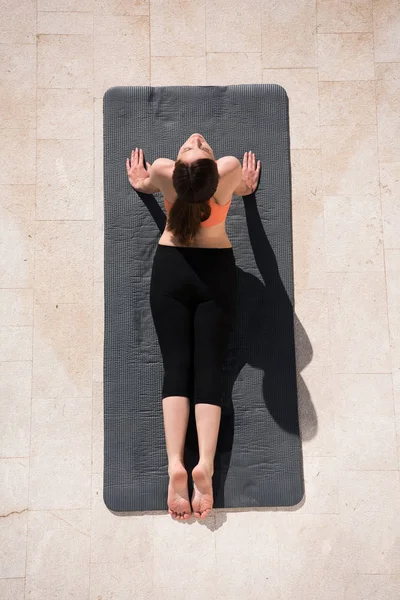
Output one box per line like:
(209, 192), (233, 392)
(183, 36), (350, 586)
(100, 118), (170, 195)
(103, 84), (304, 511)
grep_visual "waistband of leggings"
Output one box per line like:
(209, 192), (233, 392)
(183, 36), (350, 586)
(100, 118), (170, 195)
(156, 244), (234, 253)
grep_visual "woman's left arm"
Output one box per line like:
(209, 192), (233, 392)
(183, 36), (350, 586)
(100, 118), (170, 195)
(126, 148), (163, 194)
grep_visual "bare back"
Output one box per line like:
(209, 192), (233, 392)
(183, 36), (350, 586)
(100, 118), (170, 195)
(156, 156), (240, 248)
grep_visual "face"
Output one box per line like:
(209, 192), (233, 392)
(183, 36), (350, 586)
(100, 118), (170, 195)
(177, 133), (215, 162)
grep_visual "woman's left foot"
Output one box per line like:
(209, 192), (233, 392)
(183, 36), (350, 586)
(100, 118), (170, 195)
(167, 463), (192, 520)
(191, 462), (214, 519)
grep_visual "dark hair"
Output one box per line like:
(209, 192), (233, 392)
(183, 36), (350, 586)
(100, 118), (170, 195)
(166, 158), (220, 246)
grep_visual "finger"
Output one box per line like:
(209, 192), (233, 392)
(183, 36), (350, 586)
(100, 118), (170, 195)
(126, 157), (130, 172)
(243, 151), (248, 169)
(131, 149), (135, 165)
(139, 148), (143, 164)
(256, 159), (261, 172)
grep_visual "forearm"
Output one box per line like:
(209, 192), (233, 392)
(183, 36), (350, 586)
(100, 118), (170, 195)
(233, 180), (253, 196)
(134, 176), (160, 194)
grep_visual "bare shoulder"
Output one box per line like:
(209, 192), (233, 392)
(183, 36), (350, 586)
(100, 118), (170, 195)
(216, 155), (241, 176)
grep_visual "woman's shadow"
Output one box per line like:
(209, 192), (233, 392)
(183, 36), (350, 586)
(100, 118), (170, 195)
(137, 188), (317, 509)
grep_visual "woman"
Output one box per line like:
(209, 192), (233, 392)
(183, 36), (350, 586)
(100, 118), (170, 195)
(126, 134), (260, 520)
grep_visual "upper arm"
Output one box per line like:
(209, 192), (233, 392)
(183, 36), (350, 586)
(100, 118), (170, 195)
(216, 156), (242, 194)
(149, 158), (173, 188)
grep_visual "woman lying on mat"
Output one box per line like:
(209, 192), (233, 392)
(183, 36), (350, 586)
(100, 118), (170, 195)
(126, 134), (260, 521)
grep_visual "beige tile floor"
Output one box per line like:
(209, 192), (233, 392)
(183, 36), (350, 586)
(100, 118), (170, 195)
(1, 0), (400, 598)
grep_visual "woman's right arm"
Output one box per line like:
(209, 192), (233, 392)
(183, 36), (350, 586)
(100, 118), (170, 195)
(232, 151), (261, 196)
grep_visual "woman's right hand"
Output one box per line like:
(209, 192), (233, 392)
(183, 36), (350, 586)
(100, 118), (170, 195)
(242, 151), (261, 194)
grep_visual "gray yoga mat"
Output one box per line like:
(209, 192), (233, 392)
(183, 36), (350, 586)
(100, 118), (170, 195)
(103, 84), (304, 511)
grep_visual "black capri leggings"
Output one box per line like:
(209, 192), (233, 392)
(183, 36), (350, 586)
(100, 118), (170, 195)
(150, 244), (237, 407)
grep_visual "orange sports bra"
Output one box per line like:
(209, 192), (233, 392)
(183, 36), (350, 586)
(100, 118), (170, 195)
(163, 195), (232, 228)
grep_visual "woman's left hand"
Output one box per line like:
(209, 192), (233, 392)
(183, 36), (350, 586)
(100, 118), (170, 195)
(126, 148), (152, 190)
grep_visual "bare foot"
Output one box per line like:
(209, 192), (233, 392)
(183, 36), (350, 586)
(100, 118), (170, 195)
(191, 462), (213, 519)
(167, 463), (192, 520)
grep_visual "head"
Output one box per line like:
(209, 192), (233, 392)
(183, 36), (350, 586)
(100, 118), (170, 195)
(167, 134), (220, 246)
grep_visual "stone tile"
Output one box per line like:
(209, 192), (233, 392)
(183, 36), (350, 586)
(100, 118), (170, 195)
(94, 16), (149, 98)
(29, 396), (92, 509)
(319, 81), (376, 126)
(91, 473), (154, 563)
(36, 139), (93, 220)
(33, 303), (93, 398)
(297, 366), (336, 457)
(37, 88), (93, 140)
(317, 0), (372, 33)
(152, 589), (188, 600)
(376, 63), (400, 163)
(327, 272), (390, 373)
(324, 195), (384, 271)
(153, 512), (216, 592)
(38, 11), (93, 35)
(94, 0), (149, 15)
(291, 149), (323, 202)
(293, 198), (326, 289)
(344, 573), (400, 600)
(0, 457), (29, 513)
(320, 124), (379, 196)
(0, 0), (36, 43)
(0, 579), (26, 600)
(150, 0), (205, 57)
(92, 382), (103, 474)
(207, 53), (261, 85)
(261, 0), (317, 68)
(338, 470), (400, 574)
(380, 162), (400, 249)
(318, 33), (374, 81)
(393, 369), (400, 466)
(93, 97), (103, 216)
(93, 220), (104, 284)
(0, 130), (36, 185)
(0, 458), (29, 578)
(386, 249), (400, 373)
(0, 327), (32, 361)
(262, 69), (319, 149)
(276, 513), (344, 599)
(206, 0), (261, 53)
(0, 511), (28, 578)
(373, 0), (400, 62)
(296, 457), (339, 514)
(38, 34), (93, 89)
(294, 289), (330, 368)
(0, 289), (33, 326)
(35, 221), (93, 305)
(151, 56), (206, 85)
(90, 561), (153, 600)
(38, 0), (93, 10)
(334, 374), (398, 470)
(0, 43), (36, 129)
(0, 459), (29, 576)
(0, 362), (32, 457)
(291, 149), (325, 289)
(214, 512), (280, 599)
(93, 282), (103, 384)
(26, 509), (91, 599)
(0, 185), (35, 288)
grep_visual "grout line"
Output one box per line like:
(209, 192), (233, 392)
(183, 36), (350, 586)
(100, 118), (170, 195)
(149, 1), (152, 83)
(23, 3), (39, 595)
(89, 6), (95, 598)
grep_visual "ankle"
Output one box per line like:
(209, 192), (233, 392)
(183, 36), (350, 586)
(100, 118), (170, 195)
(168, 459), (185, 475)
(196, 459), (214, 477)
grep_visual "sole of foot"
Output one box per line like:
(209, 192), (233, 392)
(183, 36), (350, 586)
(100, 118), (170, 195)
(191, 462), (213, 519)
(168, 463), (192, 520)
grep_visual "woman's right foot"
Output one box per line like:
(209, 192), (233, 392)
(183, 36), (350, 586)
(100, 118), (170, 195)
(191, 462), (214, 519)
(167, 463), (192, 520)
